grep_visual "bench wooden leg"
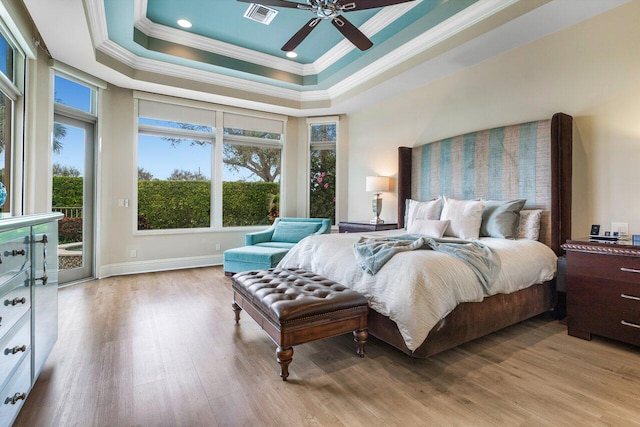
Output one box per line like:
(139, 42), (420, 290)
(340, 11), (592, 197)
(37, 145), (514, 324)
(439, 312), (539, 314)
(232, 302), (242, 324)
(353, 328), (368, 357)
(276, 346), (294, 381)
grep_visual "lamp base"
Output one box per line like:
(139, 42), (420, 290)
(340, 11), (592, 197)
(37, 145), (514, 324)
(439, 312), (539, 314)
(370, 218), (385, 224)
(370, 195), (383, 224)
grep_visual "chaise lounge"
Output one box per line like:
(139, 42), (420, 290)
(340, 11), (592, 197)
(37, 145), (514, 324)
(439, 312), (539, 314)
(223, 217), (331, 275)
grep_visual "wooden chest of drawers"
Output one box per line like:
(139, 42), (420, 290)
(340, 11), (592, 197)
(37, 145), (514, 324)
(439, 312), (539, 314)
(563, 239), (640, 346)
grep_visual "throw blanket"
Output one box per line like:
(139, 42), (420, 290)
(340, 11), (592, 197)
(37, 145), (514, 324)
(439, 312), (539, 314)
(353, 235), (501, 291)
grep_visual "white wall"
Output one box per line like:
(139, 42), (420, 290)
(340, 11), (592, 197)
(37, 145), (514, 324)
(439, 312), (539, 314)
(348, 1), (640, 238)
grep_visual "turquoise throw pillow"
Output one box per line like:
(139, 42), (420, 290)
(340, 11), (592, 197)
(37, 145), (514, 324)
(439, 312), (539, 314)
(272, 222), (322, 243)
(480, 199), (527, 239)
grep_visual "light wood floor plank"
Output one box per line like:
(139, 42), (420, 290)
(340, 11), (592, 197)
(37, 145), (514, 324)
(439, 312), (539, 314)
(14, 266), (640, 426)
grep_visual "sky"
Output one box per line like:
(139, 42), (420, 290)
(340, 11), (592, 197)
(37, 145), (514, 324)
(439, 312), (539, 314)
(54, 75), (259, 182)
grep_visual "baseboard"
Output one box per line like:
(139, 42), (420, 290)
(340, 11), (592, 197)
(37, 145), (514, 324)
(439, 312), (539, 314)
(98, 254), (223, 279)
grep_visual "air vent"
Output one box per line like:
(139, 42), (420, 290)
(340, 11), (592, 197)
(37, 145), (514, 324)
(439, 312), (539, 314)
(243, 4), (279, 25)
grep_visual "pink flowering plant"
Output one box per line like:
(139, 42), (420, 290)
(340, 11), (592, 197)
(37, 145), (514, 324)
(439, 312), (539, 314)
(309, 150), (336, 223)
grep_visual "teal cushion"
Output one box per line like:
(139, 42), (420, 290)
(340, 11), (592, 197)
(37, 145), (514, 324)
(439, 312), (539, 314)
(254, 242), (297, 249)
(223, 246), (289, 263)
(480, 199), (526, 238)
(271, 222), (321, 243)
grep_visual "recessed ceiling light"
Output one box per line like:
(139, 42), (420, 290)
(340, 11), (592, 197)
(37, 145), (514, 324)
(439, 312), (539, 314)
(286, 51), (298, 58)
(177, 19), (192, 28)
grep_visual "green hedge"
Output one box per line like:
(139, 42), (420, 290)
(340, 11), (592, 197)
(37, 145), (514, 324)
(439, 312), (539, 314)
(52, 176), (83, 208)
(58, 217), (83, 244)
(138, 180), (211, 229)
(136, 180), (279, 229)
(223, 181), (279, 227)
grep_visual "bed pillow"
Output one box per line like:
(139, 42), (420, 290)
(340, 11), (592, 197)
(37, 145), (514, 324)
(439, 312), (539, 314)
(407, 219), (450, 238)
(480, 199), (527, 239)
(517, 209), (543, 240)
(405, 198), (443, 230)
(440, 197), (486, 239)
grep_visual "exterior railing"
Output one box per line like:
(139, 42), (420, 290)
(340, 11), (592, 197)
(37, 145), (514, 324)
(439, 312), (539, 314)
(52, 206), (83, 218)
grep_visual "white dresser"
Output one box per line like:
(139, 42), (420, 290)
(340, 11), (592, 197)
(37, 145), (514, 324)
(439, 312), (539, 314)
(0, 214), (62, 427)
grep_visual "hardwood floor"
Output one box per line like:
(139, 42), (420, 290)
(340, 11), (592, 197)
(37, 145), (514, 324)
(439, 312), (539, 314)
(14, 267), (640, 426)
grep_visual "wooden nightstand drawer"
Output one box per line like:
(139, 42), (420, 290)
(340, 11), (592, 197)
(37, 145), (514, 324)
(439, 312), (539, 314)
(568, 304), (640, 346)
(567, 251), (640, 285)
(338, 222), (398, 233)
(567, 276), (640, 308)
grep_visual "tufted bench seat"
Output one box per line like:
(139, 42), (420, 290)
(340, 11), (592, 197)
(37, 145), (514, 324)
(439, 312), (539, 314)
(231, 268), (368, 381)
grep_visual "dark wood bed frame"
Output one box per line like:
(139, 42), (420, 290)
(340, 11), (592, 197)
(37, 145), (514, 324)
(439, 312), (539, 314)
(367, 113), (573, 358)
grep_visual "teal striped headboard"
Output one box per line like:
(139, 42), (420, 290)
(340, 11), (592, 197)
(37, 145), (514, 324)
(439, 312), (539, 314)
(397, 113), (573, 254)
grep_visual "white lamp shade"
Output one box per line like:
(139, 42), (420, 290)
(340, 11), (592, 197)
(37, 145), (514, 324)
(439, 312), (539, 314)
(366, 176), (390, 193)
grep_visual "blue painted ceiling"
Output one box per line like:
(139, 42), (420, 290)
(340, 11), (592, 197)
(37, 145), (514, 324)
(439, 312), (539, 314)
(104, 0), (480, 91)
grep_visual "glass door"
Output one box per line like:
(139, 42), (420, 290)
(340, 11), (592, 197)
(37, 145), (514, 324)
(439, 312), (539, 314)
(52, 114), (94, 283)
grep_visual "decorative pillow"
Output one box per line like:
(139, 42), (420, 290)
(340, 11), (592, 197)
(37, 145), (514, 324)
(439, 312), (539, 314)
(405, 198), (443, 230)
(271, 221), (322, 243)
(517, 210), (543, 240)
(480, 199), (527, 239)
(440, 197), (486, 239)
(407, 219), (450, 238)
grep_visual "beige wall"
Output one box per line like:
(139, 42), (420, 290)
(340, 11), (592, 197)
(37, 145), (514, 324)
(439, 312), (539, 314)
(348, 1), (640, 238)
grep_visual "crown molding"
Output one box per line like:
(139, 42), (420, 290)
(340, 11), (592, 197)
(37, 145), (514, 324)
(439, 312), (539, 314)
(326, 0), (518, 98)
(88, 0), (518, 106)
(132, 0), (420, 77)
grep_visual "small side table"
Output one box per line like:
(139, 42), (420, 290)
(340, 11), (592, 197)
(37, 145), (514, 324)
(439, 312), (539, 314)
(338, 221), (398, 233)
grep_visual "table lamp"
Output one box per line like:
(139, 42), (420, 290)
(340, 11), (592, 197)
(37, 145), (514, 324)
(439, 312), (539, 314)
(366, 176), (390, 224)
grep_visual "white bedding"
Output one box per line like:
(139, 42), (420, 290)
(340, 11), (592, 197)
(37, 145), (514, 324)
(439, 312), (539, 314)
(277, 230), (557, 351)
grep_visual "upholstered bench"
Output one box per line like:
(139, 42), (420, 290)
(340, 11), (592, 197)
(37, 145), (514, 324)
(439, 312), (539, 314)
(223, 245), (289, 275)
(231, 268), (369, 381)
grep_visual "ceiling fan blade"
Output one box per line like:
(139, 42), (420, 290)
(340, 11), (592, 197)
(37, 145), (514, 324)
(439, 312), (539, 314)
(340, 0), (416, 12)
(281, 18), (321, 52)
(331, 16), (373, 51)
(236, 0), (304, 9)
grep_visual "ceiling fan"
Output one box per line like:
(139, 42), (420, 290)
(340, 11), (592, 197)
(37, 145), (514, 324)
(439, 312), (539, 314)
(237, 0), (416, 52)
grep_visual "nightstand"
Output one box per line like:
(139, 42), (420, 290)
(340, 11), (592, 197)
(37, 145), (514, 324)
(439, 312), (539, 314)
(562, 238), (640, 346)
(338, 221), (398, 233)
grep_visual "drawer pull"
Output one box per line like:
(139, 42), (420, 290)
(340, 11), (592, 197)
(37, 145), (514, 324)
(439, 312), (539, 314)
(620, 267), (640, 274)
(621, 293), (640, 301)
(621, 320), (640, 329)
(6, 345), (26, 355)
(10, 249), (26, 256)
(35, 275), (48, 286)
(6, 392), (26, 405)
(6, 297), (26, 306)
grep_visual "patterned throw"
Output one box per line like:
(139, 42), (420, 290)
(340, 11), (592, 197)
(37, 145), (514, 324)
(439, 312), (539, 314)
(411, 119), (552, 246)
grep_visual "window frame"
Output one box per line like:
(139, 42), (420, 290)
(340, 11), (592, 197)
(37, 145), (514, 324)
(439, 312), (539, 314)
(306, 116), (340, 227)
(133, 93), (287, 234)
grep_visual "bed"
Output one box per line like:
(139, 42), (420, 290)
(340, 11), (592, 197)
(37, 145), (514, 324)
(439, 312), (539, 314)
(282, 113), (573, 357)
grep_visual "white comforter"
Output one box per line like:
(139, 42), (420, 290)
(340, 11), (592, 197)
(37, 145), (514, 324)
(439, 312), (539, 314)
(277, 230), (557, 351)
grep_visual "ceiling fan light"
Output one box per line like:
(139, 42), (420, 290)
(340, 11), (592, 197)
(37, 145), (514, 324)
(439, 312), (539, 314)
(286, 51), (298, 58)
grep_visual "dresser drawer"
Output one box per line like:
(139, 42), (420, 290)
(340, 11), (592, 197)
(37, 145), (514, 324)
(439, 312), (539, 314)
(567, 275), (640, 309)
(0, 350), (31, 427)
(0, 312), (30, 392)
(567, 251), (640, 285)
(0, 271), (31, 336)
(0, 227), (30, 286)
(568, 303), (640, 346)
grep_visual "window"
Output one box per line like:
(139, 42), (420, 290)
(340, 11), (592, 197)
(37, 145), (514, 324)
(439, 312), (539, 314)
(222, 112), (282, 227)
(137, 102), (214, 230)
(135, 99), (285, 231)
(308, 121), (337, 225)
(54, 75), (93, 113)
(0, 26), (24, 215)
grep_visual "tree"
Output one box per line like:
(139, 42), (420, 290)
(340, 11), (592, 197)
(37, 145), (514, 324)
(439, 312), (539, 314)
(223, 144), (280, 182)
(309, 149), (336, 222)
(167, 168), (207, 181)
(138, 167), (154, 181)
(52, 163), (80, 177)
(53, 123), (67, 154)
